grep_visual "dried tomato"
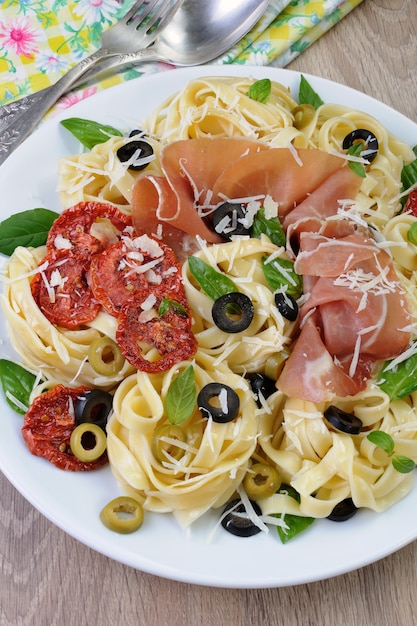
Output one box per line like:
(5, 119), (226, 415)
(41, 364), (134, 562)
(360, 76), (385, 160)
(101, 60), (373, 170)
(22, 385), (108, 471)
(46, 201), (132, 258)
(90, 235), (183, 317)
(116, 295), (197, 372)
(404, 189), (417, 217)
(31, 249), (100, 329)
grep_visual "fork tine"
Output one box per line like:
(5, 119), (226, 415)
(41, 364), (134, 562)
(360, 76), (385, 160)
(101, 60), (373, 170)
(125, 0), (160, 26)
(141, 0), (183, 32)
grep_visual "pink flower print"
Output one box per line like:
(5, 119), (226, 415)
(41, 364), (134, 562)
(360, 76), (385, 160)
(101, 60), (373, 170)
(0, 17), (39, 59)
(57, 87), (98, 110)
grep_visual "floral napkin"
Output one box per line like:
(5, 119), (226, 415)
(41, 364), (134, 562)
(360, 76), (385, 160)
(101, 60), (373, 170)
(0, 0), (363, 110)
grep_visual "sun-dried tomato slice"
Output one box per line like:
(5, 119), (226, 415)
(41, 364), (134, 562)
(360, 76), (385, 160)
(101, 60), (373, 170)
(22, 385), (108, 471)
(405, 190), (417, 217)
(90, 234), (184, 317)
(47, 201), (132, 258)
(116, 294), (197, 372)
(31, 249), (100, 329)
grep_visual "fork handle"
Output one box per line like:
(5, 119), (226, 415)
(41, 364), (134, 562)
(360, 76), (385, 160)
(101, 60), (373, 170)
(0, 48), (119, 163)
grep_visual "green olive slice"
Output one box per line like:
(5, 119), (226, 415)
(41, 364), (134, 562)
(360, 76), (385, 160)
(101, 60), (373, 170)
(70, 422), (107, 462)
(243, 462), (281, 500)
(292, 104), (316, 130)
(88, 335), (125, 376)
(151, 424), (187, 463)
(100, 496), (144, 534)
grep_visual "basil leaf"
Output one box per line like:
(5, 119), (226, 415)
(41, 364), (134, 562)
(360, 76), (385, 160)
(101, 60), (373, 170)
(165, 365), (196, 425)
(366, 430), (395, 456)
(262, 256), (303, 299)
(377, 350), (417, 399)
(0, 208), (59, 256)
(401, 146), (417, 202)
(392, 455), (416, 474)
(60, 117), (123, 149)
(158, 297), (189, 318)
(188, 256), (237, 300)
(252, 207), (286, 247)
(347, 143), (367, 178)
(247, 78), (271, 103)
(407, 221), (417, 245)
(298, 75), (324, 110)
(275, 484), (315, 544)
(0, 359), (39, 415)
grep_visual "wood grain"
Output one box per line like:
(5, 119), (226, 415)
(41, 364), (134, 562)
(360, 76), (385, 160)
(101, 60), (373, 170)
(1, 1), (416, 624)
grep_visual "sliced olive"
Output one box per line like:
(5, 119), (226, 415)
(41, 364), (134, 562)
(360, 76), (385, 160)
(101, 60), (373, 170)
(324, 405), (363, 435)
(274, 291), (299, 322)
(247, 373), (277, 407)
(243, 463), (281, 500)
(100, 496), (144, 534)
(327, 497), (358, 522)
(151, 424), (187, 463)
(264, 349), (290, 380)
(342, 129), (379, 163)
(197, 383), (240, 423)
(70, 422), (107, 462)
(212, 292), (254, 333)
(74, 389), (113, 432)
(212, 202), (250, 239)
(88, 335), (125, 376)
(292, 103), (316, 130)
(221, 498), (262, 537)
(129, 129), (143, 137)
(116, 139), (154, 171)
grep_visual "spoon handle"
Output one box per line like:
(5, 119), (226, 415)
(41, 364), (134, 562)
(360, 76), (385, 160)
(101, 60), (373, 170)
(0, 48), (160, 165)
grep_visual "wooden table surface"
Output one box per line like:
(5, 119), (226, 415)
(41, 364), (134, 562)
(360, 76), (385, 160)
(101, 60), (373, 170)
(1, 1), (416, 624)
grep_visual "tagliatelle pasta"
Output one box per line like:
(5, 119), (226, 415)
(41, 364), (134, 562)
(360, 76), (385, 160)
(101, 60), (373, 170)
(3, 75), (417, 536)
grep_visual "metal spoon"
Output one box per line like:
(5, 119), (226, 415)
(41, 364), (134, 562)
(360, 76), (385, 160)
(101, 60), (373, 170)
(0, 0), (269, 163)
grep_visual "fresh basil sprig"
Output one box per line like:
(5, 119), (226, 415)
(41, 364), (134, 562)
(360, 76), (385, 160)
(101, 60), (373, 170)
(262, 256), (303, 299)
(60, 117), (123, 149)
(252, 207), (286, 247)
(0, 359), (39, 415)
(165, 365), (196, 425)
(247, 78), (271, 103)
(188, 256), (237, 300)
(377, 349), (417, 399)
(275, 484), (315, 544)
(401, 146), (417, 204)
(298, 75), (324, 110)
(367, 430), (416, 474)
(0, 208), (59, 256)
(158, 297), (189, 318)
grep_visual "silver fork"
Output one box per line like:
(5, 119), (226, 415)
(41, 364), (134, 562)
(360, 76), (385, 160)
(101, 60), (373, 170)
(0, 0), (182, 162)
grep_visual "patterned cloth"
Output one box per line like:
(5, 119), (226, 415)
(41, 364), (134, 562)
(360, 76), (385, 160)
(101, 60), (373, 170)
(0, 0), (363, 111)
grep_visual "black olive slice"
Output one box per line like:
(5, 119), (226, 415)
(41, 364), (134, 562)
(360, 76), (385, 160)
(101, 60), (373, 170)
(74, 389), (113, 432)
(327, 498), (358, 522)
(324, 405), (363, 435)
(116, 139), (154, 171)
(221, 498), (262, 537)
(247, 373), (277, 408)
(274, 291), (299, 322)
(212, 202), (250, 239)
(212, 292), (254, 333)
(197, 383), (240, 423)
(342, 129), (379, 163)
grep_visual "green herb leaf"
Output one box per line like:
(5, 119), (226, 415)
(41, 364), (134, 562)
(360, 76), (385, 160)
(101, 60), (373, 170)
(165, 365), (196, 425)
(262, 256), (303, 299)
(298, 75), (324, 110)
(0, 359), (39, 415)
(377, 349), (417, 399)
(247, 78), (271, 103)
(366, 430), (395, 456)
(346, 143), (367, 178)
(0, 208), (59, 256)
(158, 297), (189, 318)
(252, 207), (286, 247)
(188, 256), (237, 300)
(407, 221), (417, 245)
(275, 484), (315, 544)
(60, 117), (123, 149)
(392, 455), (416, 474)
(401, 146), (417, 204)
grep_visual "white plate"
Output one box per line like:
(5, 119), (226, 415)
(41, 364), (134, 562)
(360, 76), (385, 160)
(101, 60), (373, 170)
(1, 66), (417, 589)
